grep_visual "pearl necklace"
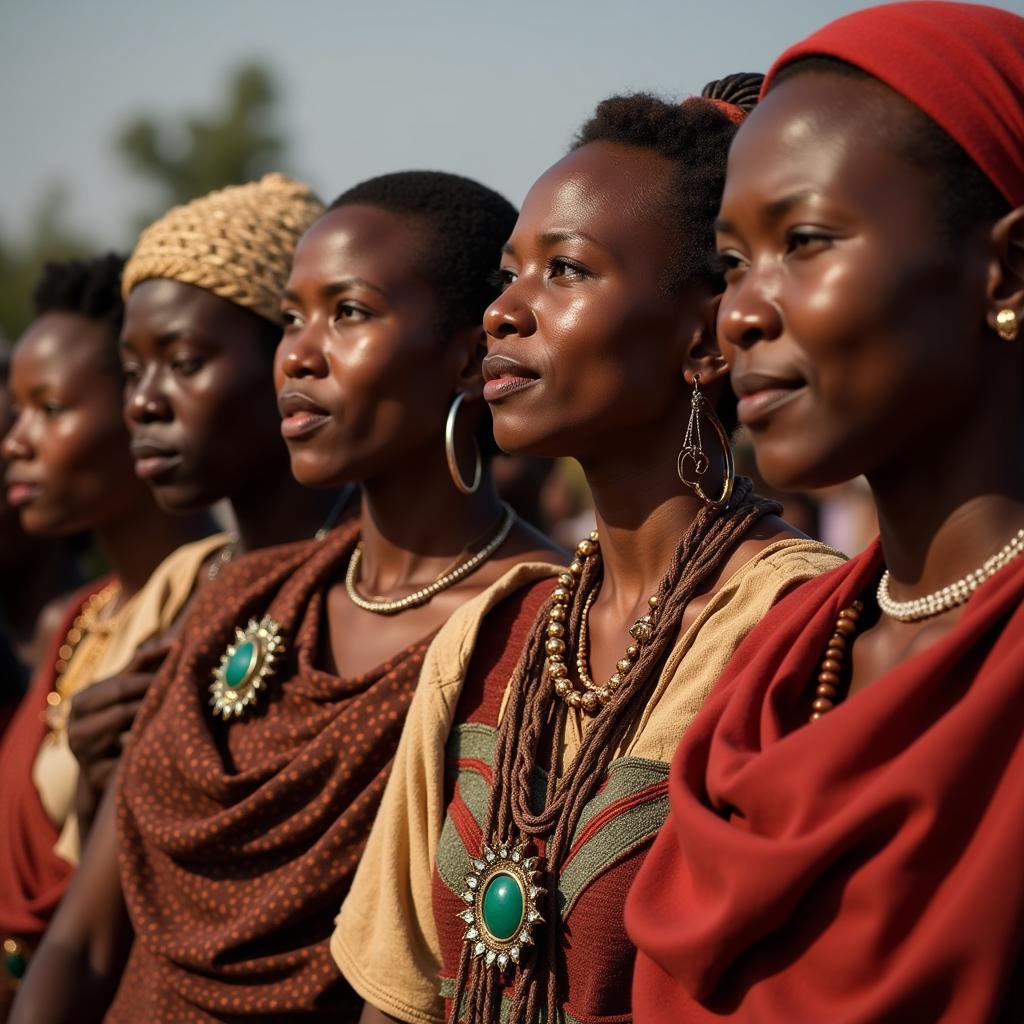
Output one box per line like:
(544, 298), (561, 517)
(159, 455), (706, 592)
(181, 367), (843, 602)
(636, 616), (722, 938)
(877, 526), (1024, 622)
(344, 504), (515, 616)
(545, 531), (661, 716)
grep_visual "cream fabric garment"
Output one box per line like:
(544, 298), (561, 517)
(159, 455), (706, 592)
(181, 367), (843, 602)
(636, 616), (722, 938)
(332, 539), (845, 1024)
(31, 532), (230, 863)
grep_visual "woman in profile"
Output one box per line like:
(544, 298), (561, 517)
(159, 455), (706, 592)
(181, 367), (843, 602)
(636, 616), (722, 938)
(626, 4), (1024, 1021)
(337, 78), (842, 1024)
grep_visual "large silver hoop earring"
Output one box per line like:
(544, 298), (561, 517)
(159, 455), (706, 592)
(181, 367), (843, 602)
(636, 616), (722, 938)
(445, 393), (482, 495)
(677, 374), (735, 509)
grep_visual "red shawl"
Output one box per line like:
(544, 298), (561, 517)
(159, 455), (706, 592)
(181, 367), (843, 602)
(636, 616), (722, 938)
(627, 540), (1024, 1022)
(0, 579), (108, 943)
(112, 521), (430, 1022)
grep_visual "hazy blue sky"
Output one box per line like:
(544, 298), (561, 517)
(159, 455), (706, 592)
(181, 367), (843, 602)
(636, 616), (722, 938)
(0, 0), (955, 251)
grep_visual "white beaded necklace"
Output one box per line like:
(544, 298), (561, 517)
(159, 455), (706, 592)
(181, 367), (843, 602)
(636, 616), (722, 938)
(877, 526), (1024, 622)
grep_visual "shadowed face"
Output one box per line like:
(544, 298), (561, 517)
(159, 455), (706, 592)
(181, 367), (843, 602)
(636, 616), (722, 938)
(481, 141), (710, 462)
(120, 279), (286, 511)
(2, 313), (149, 535)
(716, 71), (1003, 491)
(275, 205), (471, 487)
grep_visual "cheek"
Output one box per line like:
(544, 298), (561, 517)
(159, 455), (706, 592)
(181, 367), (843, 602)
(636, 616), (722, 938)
(42, 410), (130, 496)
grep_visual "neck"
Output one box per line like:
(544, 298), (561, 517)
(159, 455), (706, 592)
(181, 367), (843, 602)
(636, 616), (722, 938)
(95, 506), (215, 599)
(357, 445), (506, 592)
(231, 460), (341, 554)
(868, 387), (1024, 598)
(579, 422), (711, 618)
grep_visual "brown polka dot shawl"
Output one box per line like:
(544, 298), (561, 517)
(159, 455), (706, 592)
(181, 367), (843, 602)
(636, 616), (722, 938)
(112, 521), (429, 1022)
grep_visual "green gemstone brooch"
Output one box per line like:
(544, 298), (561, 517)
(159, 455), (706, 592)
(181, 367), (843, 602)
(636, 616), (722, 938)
(458, 840), (544, 972)
(209, 616), (284, 720)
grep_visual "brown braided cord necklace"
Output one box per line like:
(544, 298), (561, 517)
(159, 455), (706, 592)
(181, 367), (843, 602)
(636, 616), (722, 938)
(450, 477), (781, 1024)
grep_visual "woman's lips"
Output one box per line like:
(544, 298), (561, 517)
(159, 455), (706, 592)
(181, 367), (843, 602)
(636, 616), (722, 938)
(736, 386), (805, 427)
(134, 454), (184, 480)
(732, 370), (807, 429)
(5, 481), (41, 507)
(482, 375), (540, 402)
(280, 410), (331, 440)
(131, 441), (184, 481)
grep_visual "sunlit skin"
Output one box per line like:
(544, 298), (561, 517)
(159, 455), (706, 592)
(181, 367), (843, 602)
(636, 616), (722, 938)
(715, 70), (1024, 696)
(1, 309), (213, 615)
(120, 279), (333, 550)
(479, 140), (793, 726)
(275, 204), (560, 679)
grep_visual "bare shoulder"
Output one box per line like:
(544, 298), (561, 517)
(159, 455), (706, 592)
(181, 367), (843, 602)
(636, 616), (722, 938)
(727, 513), (808, 568)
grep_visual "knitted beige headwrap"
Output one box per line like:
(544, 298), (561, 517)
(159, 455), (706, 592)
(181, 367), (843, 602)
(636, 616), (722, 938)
(122, 173), (324, 325)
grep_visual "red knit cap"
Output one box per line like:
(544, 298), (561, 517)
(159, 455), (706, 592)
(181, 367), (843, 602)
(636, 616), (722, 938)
(763, 2), (1024, 208)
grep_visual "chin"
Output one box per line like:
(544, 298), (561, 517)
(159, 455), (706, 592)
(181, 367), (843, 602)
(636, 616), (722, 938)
(754, 440), (862, 493)
(288, 452), (351, 490)
(150, 479), (219, 515)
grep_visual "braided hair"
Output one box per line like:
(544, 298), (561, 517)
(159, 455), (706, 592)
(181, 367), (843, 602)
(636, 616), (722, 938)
(450, 75), (778, 1024)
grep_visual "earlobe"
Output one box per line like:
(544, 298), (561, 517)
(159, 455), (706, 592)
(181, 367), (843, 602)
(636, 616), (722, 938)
(683, 294), (730, 387)
(986, 206), (1024, 339)
(451, 324), (488, 400)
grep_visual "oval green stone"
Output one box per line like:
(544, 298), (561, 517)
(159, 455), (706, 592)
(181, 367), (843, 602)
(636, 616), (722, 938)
(481, 872), (524, 942)
(225, 640), (259, 689)
(3, 949), (26, 980)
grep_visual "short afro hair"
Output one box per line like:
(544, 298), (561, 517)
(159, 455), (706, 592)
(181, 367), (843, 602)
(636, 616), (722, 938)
(30, 253), (127, 370)
(33, 252), (126, 326)
(771, 58), (1009, 244)
(572, 75), (762, 436)
(572, 73), (763, 293)
(328, 171), (518, 335)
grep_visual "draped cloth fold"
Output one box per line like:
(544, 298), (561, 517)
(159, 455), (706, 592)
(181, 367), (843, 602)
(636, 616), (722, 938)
(0, 580), (107, 942)
(626, 540), (1024, 1022)
(112, 521), (431, 1022)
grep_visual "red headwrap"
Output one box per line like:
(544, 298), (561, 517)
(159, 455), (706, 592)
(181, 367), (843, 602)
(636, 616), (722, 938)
(763, 1), (1024, 209)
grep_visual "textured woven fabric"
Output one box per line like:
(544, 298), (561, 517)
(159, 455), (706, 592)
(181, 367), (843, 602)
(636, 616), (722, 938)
(122, 173), (324, 325)
(763, 2), (1024, 208)
(627, 542), (1024, 1022)
(112, 521), (430, 1022)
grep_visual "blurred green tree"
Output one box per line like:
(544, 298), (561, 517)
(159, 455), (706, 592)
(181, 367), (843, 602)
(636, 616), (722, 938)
(0, 62), (287, 341)
(119, 63), (285, 222)
(0, 185), (92, 343)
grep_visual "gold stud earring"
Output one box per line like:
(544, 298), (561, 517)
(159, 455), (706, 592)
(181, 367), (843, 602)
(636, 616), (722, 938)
(995, 308), (1019, 341)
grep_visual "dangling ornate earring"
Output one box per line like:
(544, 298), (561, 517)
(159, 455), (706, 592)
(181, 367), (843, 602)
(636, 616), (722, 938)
(996, 308), (1019, 341)
(445, 392), (482, 494)
(677, 373), (735, 509)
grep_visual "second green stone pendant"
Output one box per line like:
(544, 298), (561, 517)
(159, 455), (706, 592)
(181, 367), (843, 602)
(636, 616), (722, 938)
(210, 615), (284, 720)
(458, 839), (544, 972)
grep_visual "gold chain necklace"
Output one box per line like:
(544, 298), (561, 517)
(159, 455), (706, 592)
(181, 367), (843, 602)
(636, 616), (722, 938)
(44, 582), (122, 729)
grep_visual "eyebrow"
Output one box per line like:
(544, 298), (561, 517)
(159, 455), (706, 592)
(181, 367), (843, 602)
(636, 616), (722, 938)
(281, 277), (386, 302)
(501, 229), (602, 255)
(119, 329), (188, 351)
(715, 190), (820, 234)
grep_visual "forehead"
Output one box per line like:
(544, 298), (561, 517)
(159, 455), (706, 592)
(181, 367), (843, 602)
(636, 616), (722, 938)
(722, 72), (930, 222)
(123, 278), (254, 340)
(517, 142), (675, 253)
(291, 205), (432, 285)
(13, 312), (114, 382)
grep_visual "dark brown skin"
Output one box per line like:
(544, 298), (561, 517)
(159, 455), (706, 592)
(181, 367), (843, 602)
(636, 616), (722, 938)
(714, 71), (1024, 698)
(66, 283), (340, 830)
(481, 140), (793, 692)
(277, 205), (562, 678)
(0, 345), (81, 686)
(13, 207), (562, 1024)
(355, 143), (797, 1024)
(1, 312), (212, 598)
(1, 312), (212, 1024)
